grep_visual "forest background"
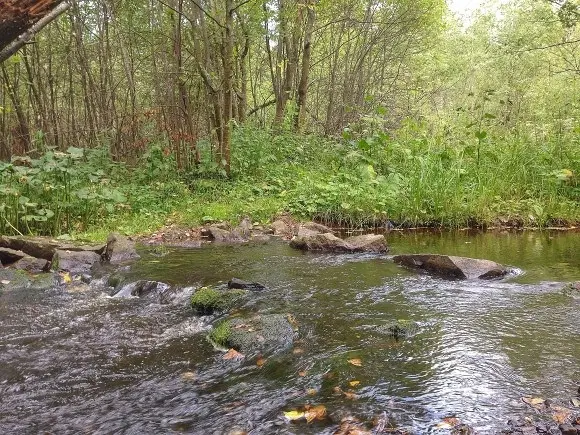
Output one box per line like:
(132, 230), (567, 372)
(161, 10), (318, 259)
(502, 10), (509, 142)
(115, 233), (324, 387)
(0, 0), (578, 239)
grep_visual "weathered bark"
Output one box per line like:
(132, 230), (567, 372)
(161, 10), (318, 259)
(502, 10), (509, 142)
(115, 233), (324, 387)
(0, 1), (70, 63)
(295, 0), (316, 130)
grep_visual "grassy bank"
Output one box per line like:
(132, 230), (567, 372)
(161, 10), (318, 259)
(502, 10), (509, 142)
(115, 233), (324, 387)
(1, 125), (578, 241)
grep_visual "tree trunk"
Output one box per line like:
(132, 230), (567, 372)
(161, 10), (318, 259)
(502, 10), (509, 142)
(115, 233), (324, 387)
(295, 0), (315, 131)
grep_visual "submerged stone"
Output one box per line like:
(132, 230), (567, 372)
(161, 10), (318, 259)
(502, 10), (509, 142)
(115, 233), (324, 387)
(227, 278), (267, 291)
(378, 320), (421, 339)
(209, 314), (295, 356)
(190, 286), (247, 315)
(562, 281), (580, 296)
(392, 254), (508, 280)
(112, 280), (170, 300)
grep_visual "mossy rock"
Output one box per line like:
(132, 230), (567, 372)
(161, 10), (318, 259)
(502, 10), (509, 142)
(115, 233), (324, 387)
(208, 314), (295, 356)
(190, 286), (247, 315)
(0, 269), (55, 291)
(562, 281), (580, 296)
(378, 319), (420, 339)
(208, 320), (232, 347)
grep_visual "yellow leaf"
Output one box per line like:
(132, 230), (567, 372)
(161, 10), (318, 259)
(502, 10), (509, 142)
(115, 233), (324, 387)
(522, 397), (545, 409)
(304, 404), (326, 423)
(306, 388), (318, 396)
(348, 358), (362, 367)
(344, 391), (358, 400)
(436, 417), (459, 429)
(283, 410), (305, 421)
(60, 272), (72, 284)
(298, 370), (307, 377)
(181, 371), (196, 380)
(349, 380), (360, 387)
(256, 356), (266, 367)
(223, 348), (244, 360)
(551, 406), (572, 424)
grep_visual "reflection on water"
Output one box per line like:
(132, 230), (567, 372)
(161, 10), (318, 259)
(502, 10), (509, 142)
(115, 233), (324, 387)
(0, 230), (579, 434)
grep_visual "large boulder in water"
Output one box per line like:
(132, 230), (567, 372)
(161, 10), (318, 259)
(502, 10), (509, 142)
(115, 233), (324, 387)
(0, 268), (55, 291)
(209, 314), (295, 356)
(104, 233), (140, 264)
(190, 286), (247, 315)
(393, 254), (508, 279)
(290, 232), (388, 253)
(0, 235), (104, 261)
(290, 232), (351, 252)
(51, 249), (101, 273)
(344, 234), (388, 253)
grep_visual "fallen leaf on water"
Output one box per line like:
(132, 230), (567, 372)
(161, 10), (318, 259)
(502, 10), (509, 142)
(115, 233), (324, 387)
(223, 348), (244, 360)
(233, 323), (248, 329)
(293, 348), (305, 355)
(343, 391), (358, 400)
(60, 272), (72, 284)
(283, 410), (305, 421)
(436, 417), (459, 429)
(333, 386), (343, 394)
(304, 404), (327, 423)
(335, 417), (371, 435)
(298, 371), (307, 377)
(348, 358), (362, 367)
(551, 405), (572, 424)
(349, 380), (361, 387)
(256, 356), (266, 367)
(571, 398), (580, 407)
(1, 280), (10, 285)
(181, 371), (196, 380)
(306, 388), (318, 396)
(522, 397), (545, 409)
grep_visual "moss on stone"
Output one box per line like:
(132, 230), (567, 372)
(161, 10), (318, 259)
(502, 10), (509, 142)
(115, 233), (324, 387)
(190, 286), (246, 315)
(381, 319), (420, 339)
(208, 320), (232, 347)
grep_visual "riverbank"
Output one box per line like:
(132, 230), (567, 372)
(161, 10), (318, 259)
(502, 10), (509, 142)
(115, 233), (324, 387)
(1, 127), (578, 241)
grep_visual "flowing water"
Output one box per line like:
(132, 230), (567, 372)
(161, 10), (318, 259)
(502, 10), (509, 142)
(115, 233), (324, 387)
(1, 230), (579, 434)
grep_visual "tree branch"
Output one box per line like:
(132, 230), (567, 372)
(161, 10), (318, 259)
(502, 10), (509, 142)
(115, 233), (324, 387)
(0, 1), (71, 64)
(248, 98), (276, 116)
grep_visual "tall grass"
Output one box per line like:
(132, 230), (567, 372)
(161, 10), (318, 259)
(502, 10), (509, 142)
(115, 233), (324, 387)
(1, 124), (578, 239)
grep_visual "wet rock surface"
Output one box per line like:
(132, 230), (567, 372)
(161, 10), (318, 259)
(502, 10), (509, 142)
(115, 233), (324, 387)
(377, 320), (421, 339)
(105, 233), (140, 263)
(227, 278), (267, 291)
(290, 231), (388, 253)
(0, 268), (55, 291)
(211, 314), (295, 356)
(190, 286), (247, 315)
(112, 280), (171, 300)
(51, 249), (101, 273)
(0, 235), (105, 261)
(393, 254), (509, 279)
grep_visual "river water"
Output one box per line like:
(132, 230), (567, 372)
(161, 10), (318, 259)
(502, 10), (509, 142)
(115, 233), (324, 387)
(1, 230), (579, 434)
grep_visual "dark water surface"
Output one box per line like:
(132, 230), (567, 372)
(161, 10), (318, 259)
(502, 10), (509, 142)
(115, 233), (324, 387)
(1, 230), (579, 434)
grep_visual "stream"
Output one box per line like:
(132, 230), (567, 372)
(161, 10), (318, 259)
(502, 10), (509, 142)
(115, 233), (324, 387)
(1, 230), (579, 434)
